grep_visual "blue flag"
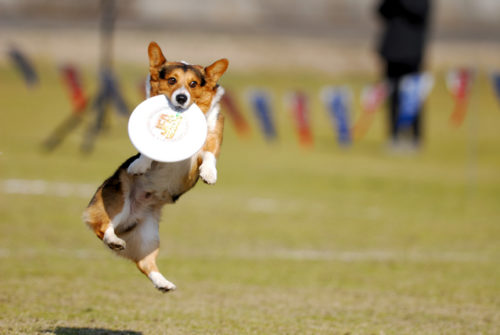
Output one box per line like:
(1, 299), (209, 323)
(322, 87), (352, 145)
(250, 90), (276, 140)
(492, 72), (500, 105)
(8, 47), (38, 87)
(397, 73), (434, 127)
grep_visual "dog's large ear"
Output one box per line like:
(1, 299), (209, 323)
(205, 59), (229, 86)
(148, 42), (166, 78)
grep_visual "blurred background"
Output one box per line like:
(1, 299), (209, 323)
(1, 0), (500, 72)
(1, 1), (499, 334)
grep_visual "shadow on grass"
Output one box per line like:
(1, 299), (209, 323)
(43, 327), (142, 335)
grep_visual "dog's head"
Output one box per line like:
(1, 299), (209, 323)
(147, 42), (229, 114)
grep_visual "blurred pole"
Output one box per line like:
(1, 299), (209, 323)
(466, 70), (479, 196)
(99, 0), (116, 72)
(82, 0), (121, 153)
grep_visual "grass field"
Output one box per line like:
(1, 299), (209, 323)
(1, 61), (499, 335)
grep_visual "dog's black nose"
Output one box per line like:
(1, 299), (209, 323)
(176, 94), (188, 105)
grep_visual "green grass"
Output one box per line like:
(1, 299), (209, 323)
(1, 61), (499, 334)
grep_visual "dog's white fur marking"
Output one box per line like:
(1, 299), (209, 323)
(148, 271), (176, 291)
(171, 86), (191, 109)
(127, 155), (153, 175)
(199, 152), (217, 184)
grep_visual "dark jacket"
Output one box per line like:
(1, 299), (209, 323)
(377, 0), (431, 66)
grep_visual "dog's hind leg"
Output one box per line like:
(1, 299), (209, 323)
(103, 224), (126, 251)
(136, 248), (176, 292)
(101, 197), (131, 251)
(84, 180), (128, 251)
(120, 213), (176, 292)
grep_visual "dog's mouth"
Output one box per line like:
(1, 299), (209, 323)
(163, 94), (189, 112)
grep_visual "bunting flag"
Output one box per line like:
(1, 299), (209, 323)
(249, 90), (276, 140)
(397, 73), (434, 127)
(321, 87), (352, 146)
(491, 71), (500, 107)
(221, 89), (250, 137)
(447, 68), (474, 126)
(351, 81), (389, 140)
(61, 65), (88, 114)
(8, 47), (38, 87)
(287, 91), (313, 147)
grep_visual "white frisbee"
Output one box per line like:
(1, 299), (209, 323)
(128, 95), (207, 162)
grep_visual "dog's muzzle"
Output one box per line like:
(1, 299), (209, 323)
(172, 87), (191, 108)
(176, 94), (188, 106)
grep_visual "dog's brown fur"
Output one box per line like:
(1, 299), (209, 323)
(83, 42), (228, 292)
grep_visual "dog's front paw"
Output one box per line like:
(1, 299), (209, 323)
(127, 156), (152, 175)
(200, 162), (217, 184)
(149, 271), (177, 293)
(199, 152), (217, 184)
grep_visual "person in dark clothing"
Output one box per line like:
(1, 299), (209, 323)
(377, 0), (431, 149)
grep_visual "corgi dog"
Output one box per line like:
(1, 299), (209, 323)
(83, 42), (228, 292)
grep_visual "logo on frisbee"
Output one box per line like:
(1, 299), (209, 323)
(148, 108), (187, 142)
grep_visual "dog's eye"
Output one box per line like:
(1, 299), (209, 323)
(189, 81), (198, 88)
(167, 77), (177, 85)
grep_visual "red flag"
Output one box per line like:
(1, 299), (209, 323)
(221, 89), (250, 137)
(61, 65), (87, 114)
(288, 91), (313, 147)
(447, 68), (474, 126)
